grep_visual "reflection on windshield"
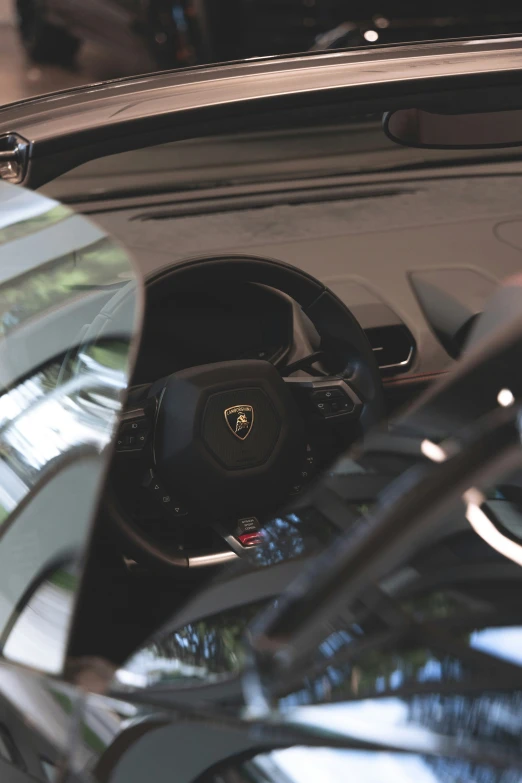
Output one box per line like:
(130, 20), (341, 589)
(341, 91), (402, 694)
(0, 345), (127, 522)
(0, 342), (130, 672)
(265, 512), (522, 709)
(116, 601), (269, 688)
(0, 660), (141, 779)
(250, 480), (522, 761)
(211, 746), (522, 783)
(0, 203), (70, 248)
(0, 237), (133, 338)
(278, 636), (470, 710)
(247, 510), (338, 568)
(0, 180), (139, 675)
(470, 627), (522, 667)
(42, 117), (522, 205)
(115, 508), (340, 689)
(3, 564), (78, 674)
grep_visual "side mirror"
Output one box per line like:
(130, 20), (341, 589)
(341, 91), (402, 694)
(383, 107), (522, 149)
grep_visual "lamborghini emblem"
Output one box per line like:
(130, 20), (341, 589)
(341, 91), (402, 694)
(225, 405), (254, 440)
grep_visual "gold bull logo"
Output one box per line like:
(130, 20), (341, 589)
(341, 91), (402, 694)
(224, 405), (254, 440)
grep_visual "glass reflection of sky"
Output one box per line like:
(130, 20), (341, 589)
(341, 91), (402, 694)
(285, 697), (493, 758)
(116, 647), (214, 689)
(0, 355), (125, 524)
(279, 616), (467, 707)
(3, 380), (110, 469)
(277, 684), (522, 765)
(249, 746), (522, 783)
(3, 567), (78, 674)
(0, 189), (53, 233)
(264, 748), (441, 783)
(289, 699), (430, 744)
(0, 350), (127, 672)
(0, 183), (138, 678)
(470, 626), (522, 666)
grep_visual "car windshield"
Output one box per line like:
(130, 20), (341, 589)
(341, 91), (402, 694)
(37, 93), (522, 392)
(92, 89), (522, 704)
(41, 112), (522, 206)
(201, 745), (522, 783)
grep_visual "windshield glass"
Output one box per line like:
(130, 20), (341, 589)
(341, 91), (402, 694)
(39, 93), (522, 389)
(41, 112), (522, 205)
(203, 745), (522, 783)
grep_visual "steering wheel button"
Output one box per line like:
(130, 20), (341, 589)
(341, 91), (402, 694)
(331, 399), (355, 414)
(311, 388), (344, 400)
(144, 470), (165, 492)
(142, 470), (188, 517)
(314, 401), (331, 415)
(121, 418), (150, 434)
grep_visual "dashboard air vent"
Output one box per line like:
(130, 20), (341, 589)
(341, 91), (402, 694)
(364, 325), (414, 375)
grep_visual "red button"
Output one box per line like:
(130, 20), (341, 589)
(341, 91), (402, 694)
(238, 532), (263, 547)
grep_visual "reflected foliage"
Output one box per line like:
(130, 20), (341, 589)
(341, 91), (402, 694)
(248, 510), (338, 568)
(400, 591), (470, 621)
(120, 601), (270, 687)
(0, 204), (69, 247)
(409, 692), (522, 752)
(262, 517), (522, 743)
(117, 509), (340, 687)
(0, 237), (132, 337)
(279, 642), (469, 709)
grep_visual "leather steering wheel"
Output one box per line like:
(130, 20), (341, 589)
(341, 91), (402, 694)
(106, 255), (384, 569)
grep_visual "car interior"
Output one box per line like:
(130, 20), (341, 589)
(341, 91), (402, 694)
(25, 77), (522, 671)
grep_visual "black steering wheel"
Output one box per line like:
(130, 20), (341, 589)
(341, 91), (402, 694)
(107, 255), (384, 569)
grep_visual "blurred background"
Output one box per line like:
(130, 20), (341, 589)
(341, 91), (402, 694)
(2, 1), (522, 106)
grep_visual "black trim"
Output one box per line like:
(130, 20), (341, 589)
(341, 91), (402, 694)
(3, 52), (522, 188)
